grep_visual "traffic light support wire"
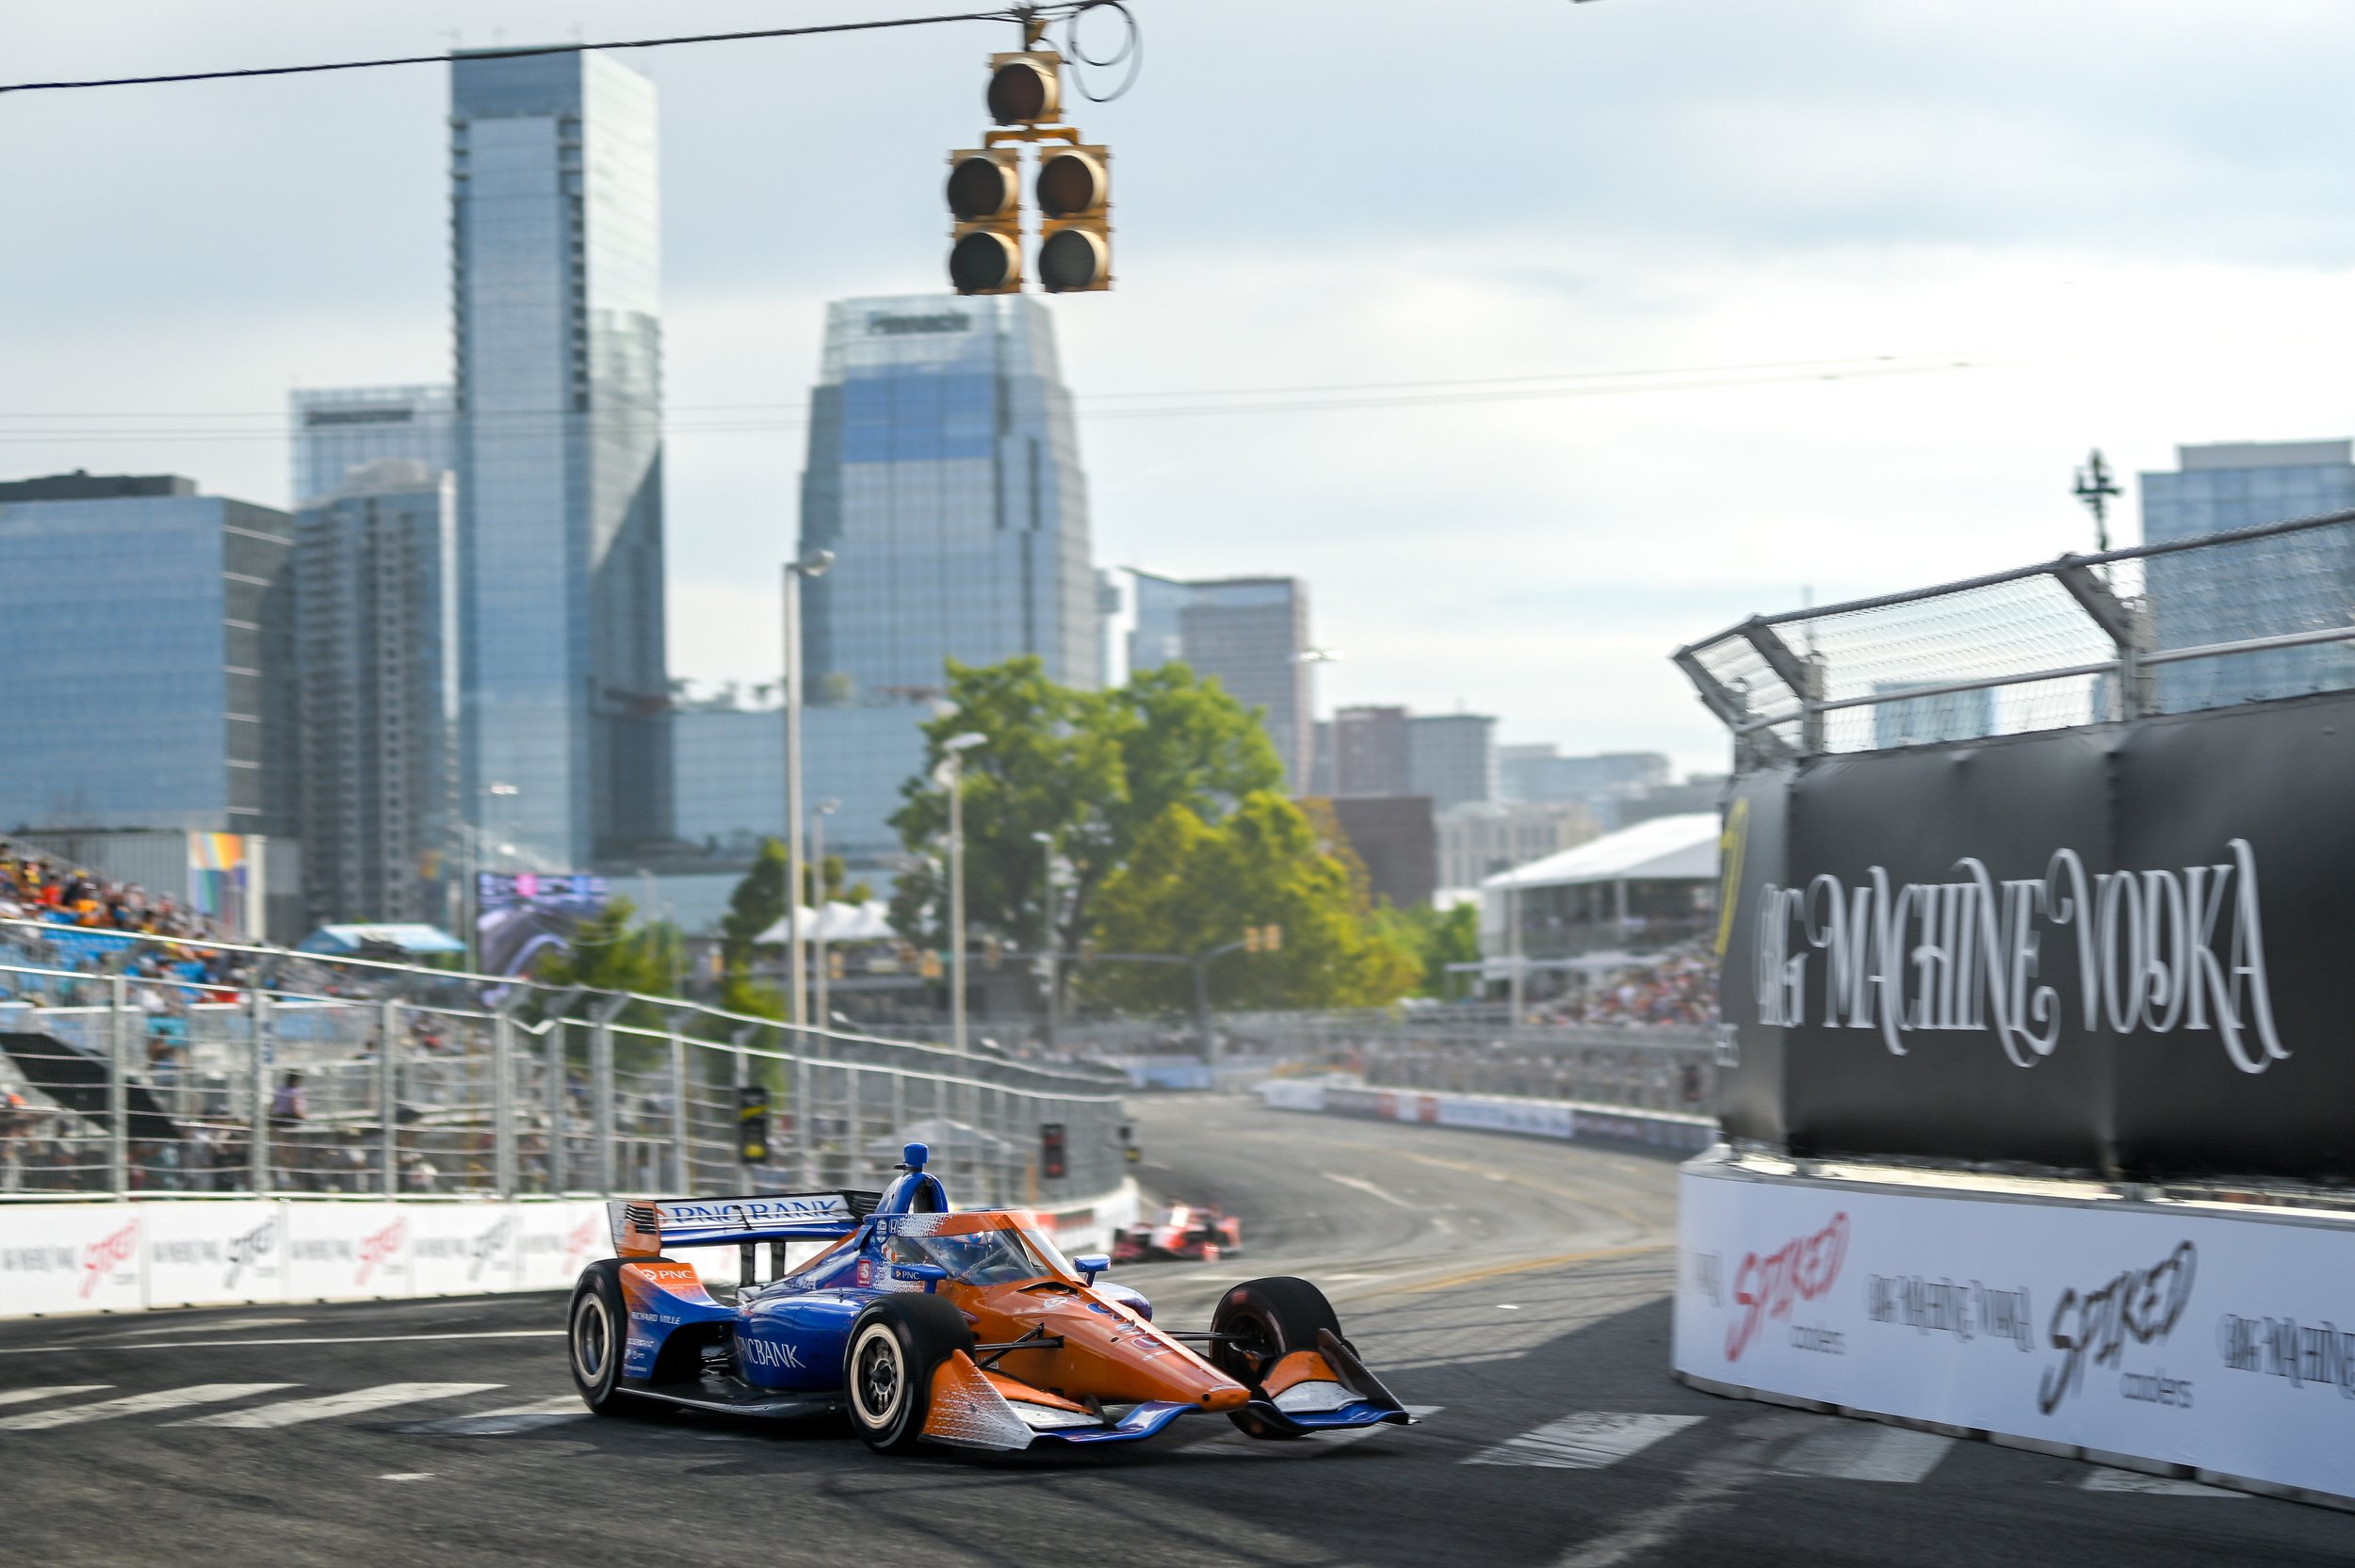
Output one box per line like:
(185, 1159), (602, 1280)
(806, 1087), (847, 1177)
(0, 7), (1098, 96)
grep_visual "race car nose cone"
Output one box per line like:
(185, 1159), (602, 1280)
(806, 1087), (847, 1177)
(1200, 1386), (1249, 1412)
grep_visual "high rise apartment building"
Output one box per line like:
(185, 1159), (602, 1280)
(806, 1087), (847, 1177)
(291, 461), (460, 926)
(0, 475), (297, 839)
(797, 295), (1096, 861)
(451, 50), (670, 869)
(1330, 706), (1411, 796)
(291, 386), (458, 506)
(1128, 572), (1314, 788)
(2140, 440), (2355, 711)
(1406, 712), (1497, 812)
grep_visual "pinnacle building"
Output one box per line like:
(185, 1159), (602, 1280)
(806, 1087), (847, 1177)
(797, 295), (1096, 861)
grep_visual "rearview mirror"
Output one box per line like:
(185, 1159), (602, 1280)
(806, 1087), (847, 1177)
(1072, 1253), (1111, 1284)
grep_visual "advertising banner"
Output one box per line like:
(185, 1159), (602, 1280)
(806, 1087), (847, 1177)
(407, 1204), (518, 1298)
(1717, 687), (2355, 1178)
(510, 1202), (606, 1293)
(283, 1204), (413, 1301)
(0, 1204), (143, 1315)
(144, 1202), (283, 1309)
(1676, 1160), (2355, 1504)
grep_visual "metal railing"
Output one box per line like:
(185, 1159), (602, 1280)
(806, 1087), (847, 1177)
(0, 921), (1126, 1209)
(1676, 508), (2355, 767)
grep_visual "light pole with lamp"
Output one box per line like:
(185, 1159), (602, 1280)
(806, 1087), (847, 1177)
(782, 549), (834, 1031)
(1031, 830), (1058, 1050)
(811, 799), (839, 1032)
(938, 733), (987, 1058)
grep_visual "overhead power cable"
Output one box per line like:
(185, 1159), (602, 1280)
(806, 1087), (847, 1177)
(0, 8), (1042, 95)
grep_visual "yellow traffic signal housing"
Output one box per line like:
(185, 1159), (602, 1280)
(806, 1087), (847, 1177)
(1035, 143), (1111, 294)
(1242, 927), (1261, 954)
(987, 51), (1062, 125)
(947, 146), (1022, 297)
(1264, 924), (1282, 952)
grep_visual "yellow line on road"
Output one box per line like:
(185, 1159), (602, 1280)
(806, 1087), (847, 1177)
(1375, 1243), (1670, 1299)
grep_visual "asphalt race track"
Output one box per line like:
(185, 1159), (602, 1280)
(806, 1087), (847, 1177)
(4, 1095), (2351, 1567)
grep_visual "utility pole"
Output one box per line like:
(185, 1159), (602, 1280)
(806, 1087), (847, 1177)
(2073, 449), (2120, 554)
(941, 733), (987, 1057)
(1032, 830), (1057, 1050)
(813, 800), (838, 1032)
(782, 550), (833, 1030)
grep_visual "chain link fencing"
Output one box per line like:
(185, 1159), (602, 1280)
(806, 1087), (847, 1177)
(1677, 509), (2355, 766)
(0, 922), (1127, 1212)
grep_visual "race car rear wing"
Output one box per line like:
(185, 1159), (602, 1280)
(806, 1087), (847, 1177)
(608, 1190), (883, 1257)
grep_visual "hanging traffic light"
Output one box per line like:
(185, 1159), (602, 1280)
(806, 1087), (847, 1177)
(1039, 1122), (1068, 1180)
(987, 51), (1061, 125)
(1035, 144), (1112, 294)
(736, 1084), (770, 1165)
(948, 146), (1022, 296)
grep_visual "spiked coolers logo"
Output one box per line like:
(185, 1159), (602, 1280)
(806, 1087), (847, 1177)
(1747, 841), (2287, 1073)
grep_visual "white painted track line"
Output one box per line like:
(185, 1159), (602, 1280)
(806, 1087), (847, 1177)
(174, 1382), (505, 1429)
(0, 1383), (297, 1431)
(1776, 1422), (1956, 1483)
(2082, 1467), (2245, 1497)
(409, 1396), (591, 1435)
(1465, 1412), (1702, 1469)
(0, 1385), (109, 1409)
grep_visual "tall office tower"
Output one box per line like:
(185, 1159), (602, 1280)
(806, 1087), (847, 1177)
(451, 50), (670, 869)
(1498, 746), (1670, 825)
(0, 474), (300, 936)
(1128, 572), (1315, 788)
(798, 295), (1096, 861)
(291, 461), (460, 927)
(2140, 440), (2355, 711)
(1407, 712), (1497, 811)
(1330, 705), (1411, 796)
(291, 386), (458, 506)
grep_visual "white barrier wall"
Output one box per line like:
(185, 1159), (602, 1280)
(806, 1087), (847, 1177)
(0, 1182), (1142, 1319)
(1257, 1078), (1716, 1153)
(1675, 1155), (2355, 1508)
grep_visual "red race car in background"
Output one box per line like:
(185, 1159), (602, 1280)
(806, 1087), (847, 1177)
(1113, 1203), (1242, 1263)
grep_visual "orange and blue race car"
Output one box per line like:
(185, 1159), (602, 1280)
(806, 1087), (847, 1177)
(567, 1141), (1414, 1453)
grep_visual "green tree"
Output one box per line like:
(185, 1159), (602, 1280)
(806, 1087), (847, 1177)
(718, 837), (873, 1020)
(1081, 793), (1420, 1012)
(528, 897), (684, 1040)
(1372, 898), (1483, 997)
(886, 657), (1281, 998)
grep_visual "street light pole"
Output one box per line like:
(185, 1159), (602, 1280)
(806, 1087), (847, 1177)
(940, 733), (987, 1058)
(1031, 830), (1057, 1050)
(782, 549), (834, 1032)
(812, 799), (837, 1033)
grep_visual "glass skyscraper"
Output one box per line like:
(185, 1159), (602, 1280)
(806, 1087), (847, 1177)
(290, 385), (457, 507)
(451, 50), (670, 869)
(2140, 440), (2355, 711)
(798, 294), (1096, 861)
(1127, 572), (1315, 789)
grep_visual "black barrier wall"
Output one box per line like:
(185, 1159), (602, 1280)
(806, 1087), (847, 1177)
(1718, 687), (2355, 1180)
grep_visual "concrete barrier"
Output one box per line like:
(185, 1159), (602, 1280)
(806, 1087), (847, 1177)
(1255, 1077), (1715, 1154)
(0, 1178), (1142, 1319)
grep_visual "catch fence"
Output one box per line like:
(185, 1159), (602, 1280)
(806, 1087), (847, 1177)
(1675, 508), (2355, 767)
(0, 921), (1126, 1211)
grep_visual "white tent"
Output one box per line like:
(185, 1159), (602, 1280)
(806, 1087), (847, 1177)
(754, 900), (896, 945)
(1482, 812), (1722, 892)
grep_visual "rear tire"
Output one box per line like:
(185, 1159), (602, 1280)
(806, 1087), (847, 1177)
(569, 1259), (633, 1415)
(1210, 1276), (1343, 1439)
(843, 1293), (976, 1453)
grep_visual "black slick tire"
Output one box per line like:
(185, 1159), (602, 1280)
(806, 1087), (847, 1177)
(843, 1293), (976, 1454)
(569, 1258), (633, 1415)
(1209, 1275), (1343, 1439)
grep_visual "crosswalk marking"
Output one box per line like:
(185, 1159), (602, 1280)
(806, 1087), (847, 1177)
(1776, 1422), (1956, 1483)
(0, 1383), (297, 1431)
(1464, 1412), (1702, 1470)
(0, 1385), (110, 1409)
(408, 1396), (591, 1435)
(172, 1382), (503, 1430)
(2081, 1466), (2245, 1497)
(1178, 1405), (1442, 1459)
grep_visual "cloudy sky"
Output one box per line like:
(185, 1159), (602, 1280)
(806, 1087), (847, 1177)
(8, 0), (2355, 777)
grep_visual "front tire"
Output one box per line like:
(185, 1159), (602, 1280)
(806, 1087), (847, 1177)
(569, 1259), (633, 1415)
(843, 1293), (975, 1453)
(1210, 1275), (1343, 1439)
